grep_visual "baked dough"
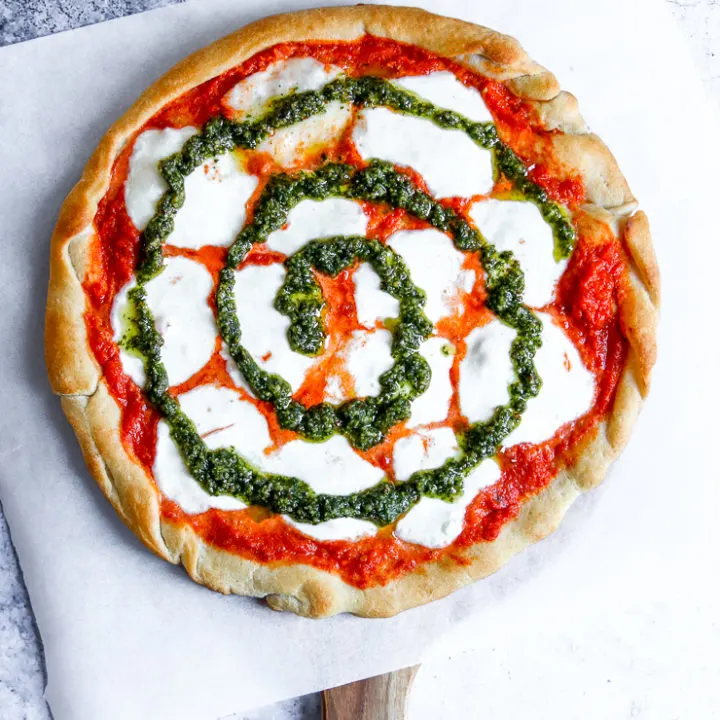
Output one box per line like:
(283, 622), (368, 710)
(45, 5), (659, 617)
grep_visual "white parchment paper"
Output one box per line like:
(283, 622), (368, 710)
(0, 0), (718, 718)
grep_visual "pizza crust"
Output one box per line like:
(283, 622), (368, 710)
(45, 5), (659, 617)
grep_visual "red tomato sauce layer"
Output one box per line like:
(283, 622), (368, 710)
(85, 37), (628, 589)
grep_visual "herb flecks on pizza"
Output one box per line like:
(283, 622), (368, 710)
(46, 6), (659, 617)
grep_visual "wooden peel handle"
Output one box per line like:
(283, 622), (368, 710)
(322, 665), (420, 720)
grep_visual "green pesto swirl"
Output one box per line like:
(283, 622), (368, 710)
(121, 75), (576, 526)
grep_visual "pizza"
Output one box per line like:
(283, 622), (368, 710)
(45, 5), (659, 617)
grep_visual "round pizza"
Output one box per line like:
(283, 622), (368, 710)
(45, 5), (659, 617)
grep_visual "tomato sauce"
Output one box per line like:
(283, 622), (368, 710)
(84, 37), (628, 589)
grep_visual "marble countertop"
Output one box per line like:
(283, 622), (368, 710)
(0, 1), (717, 718)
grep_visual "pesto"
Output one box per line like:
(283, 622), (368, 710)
(125, 74), (575, 526)
(271, 234), (432, 449)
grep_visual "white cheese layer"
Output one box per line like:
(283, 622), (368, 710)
(258, 102), (352, 168)
(353, 107), (494, 198)
(353, 263), (401, 328)
(459, 314), (596, 446)
(266, 198), (368, 256)
(387, 228), (475, 323)
(392, 71), (493, 123)
(125, 127), (196, 231)
(283, 516), (377, 542)
(178, 385), (271, 464)
(270, 435), (384, 495)
(345, 329), (394, 398)
(232, 263), (315, 392)
(408, 337), (454, 428)
(469, 199), (565, 308)
(460, 321), (517, 424)
(504, 313), (596, 447)
(393, 427), (460, 482)
(324, 329), (394, 403)
(166, 153), (258, 249)
(146, 257), (217, 387)
(111, 256), (217, 387)
(154, 420), (247, 515)
(110, 282), (146, 387)
(394, 459), (501, 548)
(224, 58), (342, 118)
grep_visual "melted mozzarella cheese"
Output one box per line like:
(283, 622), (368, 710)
(283, 516), (377, 542)
(177, 385), (383, 496)
(392, 71), (493, 123)
(258, 102), (352, 168)
(353, 263), (400, 328)
(269, 435), (384, 494)
(178, 385), (271, 465)
(146, 257), (217, 386)
(266, 198), (367, 256)
(323, 375), (344, 405)
(387, 228), (474, 323)
(325, 329), (394, 403)
(154, 420), (247, 515)
(233, 263), (315, 392)
(166, 153), (258, 249)
(224, 58), (342, 118)
(394, 459), (501, 548)
(408, 337), (454, 428)
(353, 107), (494, 198)
(460, 321), (516, 423)
(125, 127), (196, 231)
(393, 427), (460, 482)
(110, 281), (146, 387)
(504, 313), (596, 447)
(112, 256), (216, 387)
(469, 199), (566, 308)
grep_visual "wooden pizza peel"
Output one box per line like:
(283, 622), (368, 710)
(322, 665), (420, 719)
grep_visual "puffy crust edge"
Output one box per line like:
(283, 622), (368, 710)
(61, 390), (171, 560)
(45, 5), (659, 617)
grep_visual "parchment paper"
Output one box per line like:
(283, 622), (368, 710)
(0, 0), (718, 718)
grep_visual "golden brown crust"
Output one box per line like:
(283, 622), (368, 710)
(61, 390), (170, 559)
(618, 211), (658, 398)
(45, 5), (659, 617)
(46, 229), (99, 395)
(552, 133), (636, 209)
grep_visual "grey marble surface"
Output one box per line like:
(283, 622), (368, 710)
(0, 1), (717, 718)
(0, 512), (50, 720)
(0, 0), (178, 43)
